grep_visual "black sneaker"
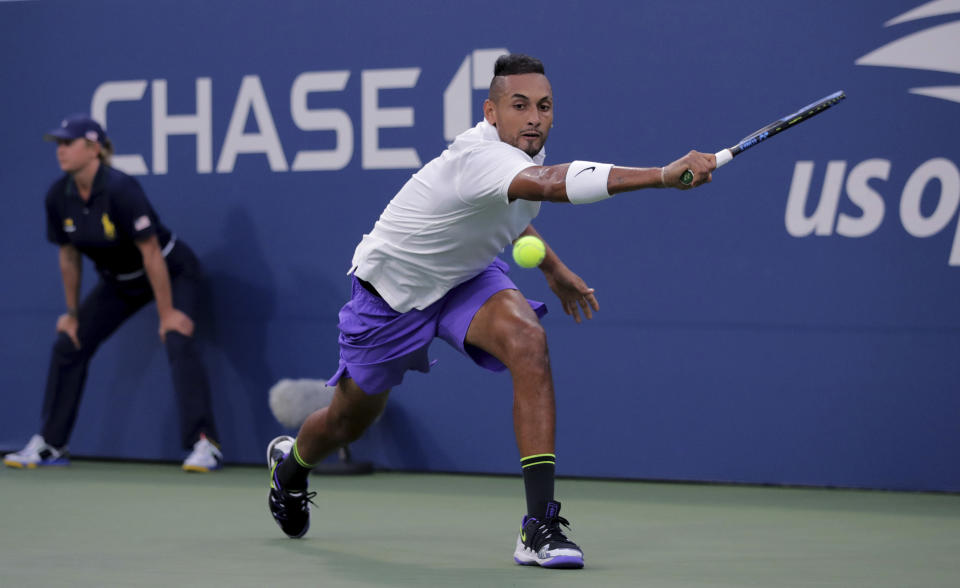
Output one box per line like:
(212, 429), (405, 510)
(267, 436), (315, 538)
(513, 500), (584, 569)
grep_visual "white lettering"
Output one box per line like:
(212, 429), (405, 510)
(784, 161), (846, 236)
(900, 158), (960, 238)
(838, 159), (888, 238)
(152, 78), (213, 175)
(290, 71), (353, 172)
(443, 49), (508, 141)
(361, 68), (421, 170)
(90, 80), (149, 175)
(216, 75), (288, 173)
(443, 56), (472, 143)
(786, 157), (960, 266)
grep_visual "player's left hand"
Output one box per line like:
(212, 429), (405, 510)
(543, 265), (599, 323)
(159, 308), (195, 342)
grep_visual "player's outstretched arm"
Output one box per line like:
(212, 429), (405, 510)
(517, 225), (599, 324)
(507, 150), (716, 203)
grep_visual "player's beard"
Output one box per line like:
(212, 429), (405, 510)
(516, 132), (546, 157)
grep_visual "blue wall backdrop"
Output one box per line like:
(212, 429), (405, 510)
(1, 0), (957, 491)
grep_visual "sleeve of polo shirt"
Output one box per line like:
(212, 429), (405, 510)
(114, 176), (159, 242)
(45, 185), (69, 245)
(455, 142), (537, 206)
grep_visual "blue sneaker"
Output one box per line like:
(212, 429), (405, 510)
(3, 435), (69, 469)
(267, 436), (315, 538)
(513, 501), (584, 569)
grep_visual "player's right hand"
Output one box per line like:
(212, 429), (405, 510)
(662, 150), (715, 189)
(56, 313), (81, 349)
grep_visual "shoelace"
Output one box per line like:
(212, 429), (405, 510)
(272, 489), (317, 520)
(531, 515), (578, 549)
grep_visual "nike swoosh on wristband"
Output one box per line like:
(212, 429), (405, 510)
(575, 166), (596, 176)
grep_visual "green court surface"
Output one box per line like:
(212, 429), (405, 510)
(1, 462), (958, 587)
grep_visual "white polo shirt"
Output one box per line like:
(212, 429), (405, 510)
(352, 120), (545, 312)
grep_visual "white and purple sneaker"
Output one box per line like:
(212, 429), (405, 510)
(513, 500), (584, 569)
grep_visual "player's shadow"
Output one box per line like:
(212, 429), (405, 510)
(201, 208), (278, 458)
(354, 400), (436, 470)
(76, 209), (278, 461)
(95, 309), (172, 457)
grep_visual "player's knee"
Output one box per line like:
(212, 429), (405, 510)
(500, 318), (549, 365)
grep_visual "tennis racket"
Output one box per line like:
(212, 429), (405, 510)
(680, 90), (846, 185)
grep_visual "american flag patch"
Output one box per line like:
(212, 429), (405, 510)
(134, 215), (152, 231)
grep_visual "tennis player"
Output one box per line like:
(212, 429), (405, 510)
(266, 54), (715, 568)
(3, 115), (223, 473)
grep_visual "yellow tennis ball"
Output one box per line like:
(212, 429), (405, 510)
(512, 235), (546, 268)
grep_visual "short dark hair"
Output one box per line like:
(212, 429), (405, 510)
(489, 54), (546, 101)
(493, 53), (545, 77)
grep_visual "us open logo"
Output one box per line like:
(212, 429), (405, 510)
(855, 0), (960, 105)
(785, 1), (960, 267)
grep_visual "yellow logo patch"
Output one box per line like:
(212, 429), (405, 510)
(101, 213), (116, 240)
(63, 218), (75, 232)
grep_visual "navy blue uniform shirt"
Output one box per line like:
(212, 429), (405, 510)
(45, 165), (174, 280)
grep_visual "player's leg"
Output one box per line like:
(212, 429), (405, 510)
(268, 378), (388, 538)
(465, 289), (556, 509)
(266, 274), (434, 537)
(465, 288), (584, 569)
(296, 377), (390, 459)
(4, 280), (145, 469)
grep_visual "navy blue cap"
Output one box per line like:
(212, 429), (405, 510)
(44, 114), (107, 144)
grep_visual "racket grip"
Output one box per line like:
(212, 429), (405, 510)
(679, 149), (733, 186)
(715, 149), (733, 168)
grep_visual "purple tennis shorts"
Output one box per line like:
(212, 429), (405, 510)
(327, 258), (547, 395)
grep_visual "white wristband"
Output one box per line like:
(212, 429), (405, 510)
(565, 160), (613, 204)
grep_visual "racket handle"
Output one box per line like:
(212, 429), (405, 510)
(679, 149), (733, 186)
(715, 149), (733, 168)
